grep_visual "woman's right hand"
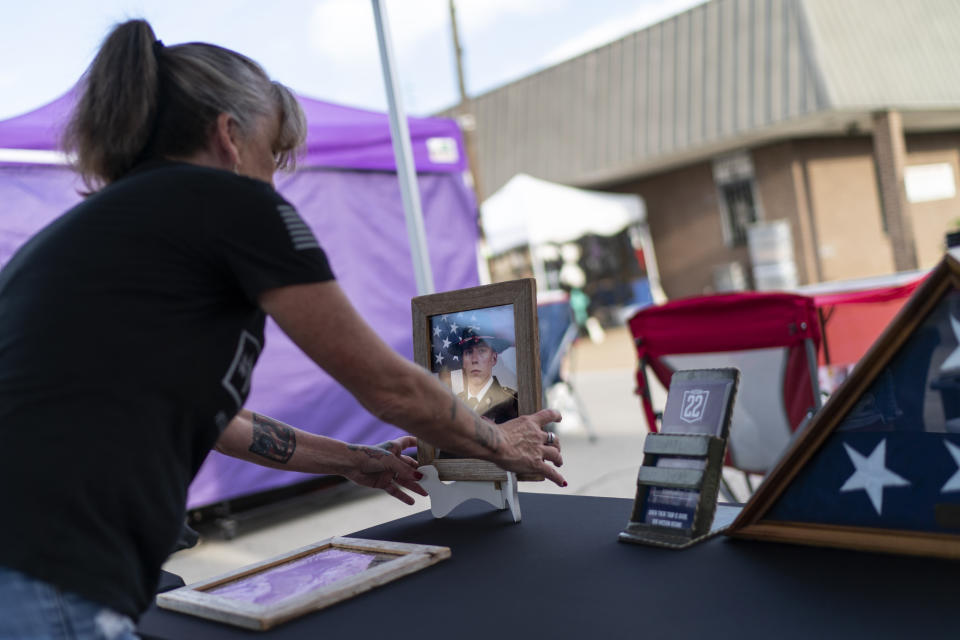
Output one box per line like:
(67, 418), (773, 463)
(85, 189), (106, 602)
(490, 409), (566, 487)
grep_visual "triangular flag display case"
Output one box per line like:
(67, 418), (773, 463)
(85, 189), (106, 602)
(727, 255), (960, 559)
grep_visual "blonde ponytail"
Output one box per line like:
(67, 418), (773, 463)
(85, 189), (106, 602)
(63, 19), (307, 191)
(63, 20), (160, 191)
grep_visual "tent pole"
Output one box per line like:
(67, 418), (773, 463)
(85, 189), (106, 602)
(372, 0), (435, 295)
(530, 245), (548, 292)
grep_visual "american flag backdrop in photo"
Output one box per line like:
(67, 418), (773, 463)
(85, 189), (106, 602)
(429, 313), (467, 374)
(429, 304), (516, 375)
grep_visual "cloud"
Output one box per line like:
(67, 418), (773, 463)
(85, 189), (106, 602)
(537, 0), (706, 68)
(454, 0), (555, 33)
(303, 0), (557, 112)
(304, 0), (454, 113)
(308, 1), (376, 60)
(298, 0), (707, 114)
(308, 0), (446, 63)
(307, 0), (555, 63)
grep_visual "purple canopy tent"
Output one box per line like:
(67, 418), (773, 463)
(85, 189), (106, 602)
(0, 89), (479, 508)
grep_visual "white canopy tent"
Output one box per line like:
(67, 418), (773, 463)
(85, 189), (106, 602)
(480, 173), (664, 302)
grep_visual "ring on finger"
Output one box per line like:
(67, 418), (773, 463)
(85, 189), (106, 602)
(546, 431), (555, 445)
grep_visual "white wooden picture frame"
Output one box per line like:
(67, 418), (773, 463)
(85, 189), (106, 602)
(156, 537), (450, 630)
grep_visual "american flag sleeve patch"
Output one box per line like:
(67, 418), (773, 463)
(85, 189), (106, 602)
(276, 204), (320, 251)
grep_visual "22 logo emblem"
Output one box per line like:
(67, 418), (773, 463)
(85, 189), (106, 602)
(680, 389), (709, 423)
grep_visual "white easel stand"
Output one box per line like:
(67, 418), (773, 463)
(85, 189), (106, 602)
(417, 465), (521, 522)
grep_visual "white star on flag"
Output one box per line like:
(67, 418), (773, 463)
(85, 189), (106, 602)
(840, 439), (910, 515)
(433, 326), (441, 337)
(450, 322), (459, 333)
(442, 337), (451, 350)
(942, 441), (960, 493)
(435, 352), (444, 366)
(938, 315), (960, 373)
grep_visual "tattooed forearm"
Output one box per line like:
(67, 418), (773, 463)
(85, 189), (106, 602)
(474, 415), (501, 453)
(249, 413), (296, 463)
(348, 444), (391, 459)
(375, 441), (398, 455)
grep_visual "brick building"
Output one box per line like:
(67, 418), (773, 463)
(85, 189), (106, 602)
(447, 0), (960, 298)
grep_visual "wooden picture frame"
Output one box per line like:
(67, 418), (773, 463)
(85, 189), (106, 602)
(156, 537), (450, 630)
(726, 255), (960, 559)
(412, 278), (541, 482)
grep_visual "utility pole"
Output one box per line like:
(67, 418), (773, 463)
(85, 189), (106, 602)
(449, 0), (468, 105)
(449, 0), (493, 283)
(448, 0), (482, 202)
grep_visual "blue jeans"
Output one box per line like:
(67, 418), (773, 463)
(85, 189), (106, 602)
(0, 566), (138, 640)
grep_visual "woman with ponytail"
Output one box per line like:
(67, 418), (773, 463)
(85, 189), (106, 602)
(0, 19), (564, 639)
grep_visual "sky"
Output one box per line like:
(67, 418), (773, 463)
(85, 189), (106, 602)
(0, 0), (706, 121)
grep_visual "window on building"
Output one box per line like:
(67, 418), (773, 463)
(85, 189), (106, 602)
(721, 179), (759, 246)
(713, 152), (762, 247)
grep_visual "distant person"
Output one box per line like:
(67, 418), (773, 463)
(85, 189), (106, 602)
(453, 327), (519, 423)
(569, 287), (591, 334)
(559, 243), (591, 336)
(0, 19), (564, 639)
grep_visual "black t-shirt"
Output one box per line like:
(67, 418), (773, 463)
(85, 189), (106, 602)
(0, 161), (334, 618)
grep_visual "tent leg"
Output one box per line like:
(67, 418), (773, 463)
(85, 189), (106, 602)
(805, 337), (822, 411)
(719, 473), (740, 504)
(567, 380), (597, 442)
(563, 337), (598, 442)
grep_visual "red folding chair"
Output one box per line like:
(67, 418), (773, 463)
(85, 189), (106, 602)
(811, 276), (923, 390)
(628, 292), (822, 498)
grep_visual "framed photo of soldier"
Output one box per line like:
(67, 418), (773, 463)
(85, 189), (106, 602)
(412, 278), (542, 481)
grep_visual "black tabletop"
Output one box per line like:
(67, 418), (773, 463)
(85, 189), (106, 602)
(139, 493), (958, 639)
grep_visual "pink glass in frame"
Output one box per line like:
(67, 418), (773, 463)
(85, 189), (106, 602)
(206, 548), (396, 606)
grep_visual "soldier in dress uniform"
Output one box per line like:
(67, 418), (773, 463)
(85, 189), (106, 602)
(451, 326), (519, 424)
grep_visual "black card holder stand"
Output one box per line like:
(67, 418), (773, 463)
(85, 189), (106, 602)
(619, 432), (730, 549)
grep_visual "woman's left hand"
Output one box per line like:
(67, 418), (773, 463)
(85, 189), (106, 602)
(342, 435), (427, 504)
